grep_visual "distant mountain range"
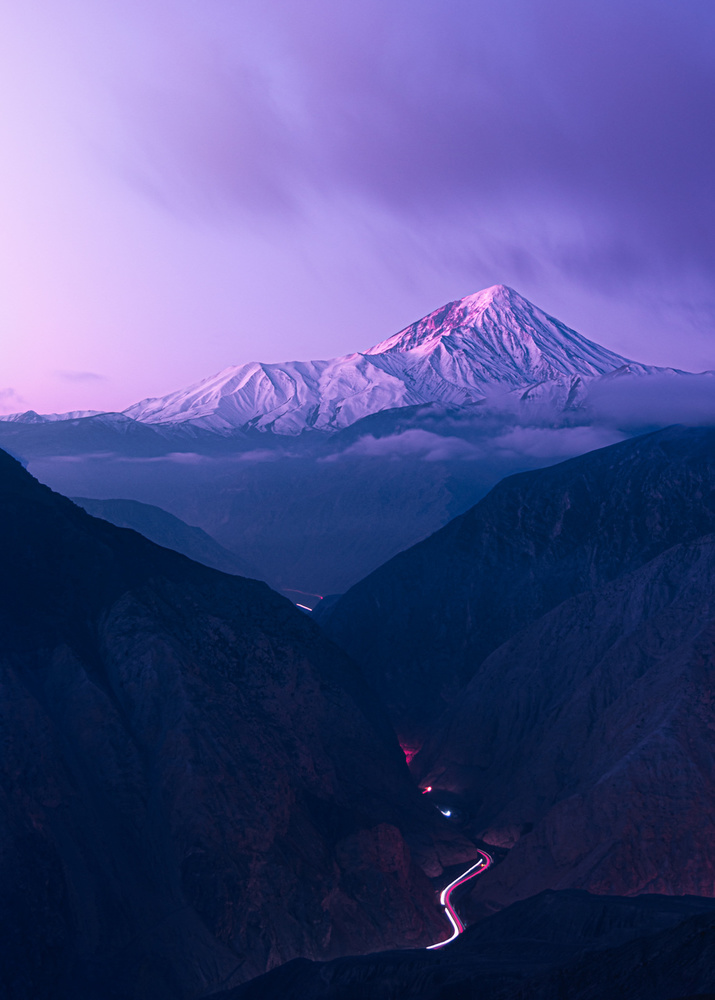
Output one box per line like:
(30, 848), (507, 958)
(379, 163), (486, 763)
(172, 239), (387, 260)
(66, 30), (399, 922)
(1, 285), (693, 436)
(2, 285), (713, 598)
(71, 496), (262, 579)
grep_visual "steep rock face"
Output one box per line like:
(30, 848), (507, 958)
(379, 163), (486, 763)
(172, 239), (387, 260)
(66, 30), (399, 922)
(417, 533), (715, 904)
(321, 425), (715, 904)
(323, 426), (715, 742)
(0, 450), (454, 1000)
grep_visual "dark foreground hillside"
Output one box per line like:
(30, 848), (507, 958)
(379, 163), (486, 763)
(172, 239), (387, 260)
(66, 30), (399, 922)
(0, 450), (464, 1000)
(218, 890), (715, 1000)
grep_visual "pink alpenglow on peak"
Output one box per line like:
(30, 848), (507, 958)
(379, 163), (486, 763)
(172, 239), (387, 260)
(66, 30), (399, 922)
(116, 285), (678, 436)
(367, 285), (637, 375)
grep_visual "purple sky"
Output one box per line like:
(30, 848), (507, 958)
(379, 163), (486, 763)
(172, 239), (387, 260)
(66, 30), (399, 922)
(1, 0), (714, 415)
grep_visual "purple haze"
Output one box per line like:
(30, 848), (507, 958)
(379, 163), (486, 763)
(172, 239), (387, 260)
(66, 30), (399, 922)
(1, 0), (713, 415)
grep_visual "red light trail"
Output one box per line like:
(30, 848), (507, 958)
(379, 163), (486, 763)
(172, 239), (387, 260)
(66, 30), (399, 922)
(427, 850), (492, 950)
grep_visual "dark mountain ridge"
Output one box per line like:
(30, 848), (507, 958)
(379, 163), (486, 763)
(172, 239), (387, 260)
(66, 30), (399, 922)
(321, 425), (715, 906)
(0, 449), (470, 999)
(2, 286), (712, 598)
(323, 425), (715, 741)
(71, 495), (261, 580)
(415, 529), (715, 905)
(218, 890), (715, 1000)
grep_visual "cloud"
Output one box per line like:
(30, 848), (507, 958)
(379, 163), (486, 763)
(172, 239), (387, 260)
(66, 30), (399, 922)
(56, 370), (108, 382)
(322, 429), (484, 462)
(65, 449), (289, 464)
(113, 452), (210, 464)
(324, 424), (626, 465)
(585, 372), (715, 428)
(0, 387), (26, 412)
(106, 0), (715, 290)
(235, 449), (286, 462)
(319, 371), (715, 468)
(45, 452), (118, 463)
(490, 425), (626, 460)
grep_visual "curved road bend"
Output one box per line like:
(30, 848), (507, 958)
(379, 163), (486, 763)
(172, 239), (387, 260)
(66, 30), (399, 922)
(427, 850), (493, 950)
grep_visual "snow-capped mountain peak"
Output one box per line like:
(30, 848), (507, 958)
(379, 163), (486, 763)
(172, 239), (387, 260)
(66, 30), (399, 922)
(0, 409), (102, 424)
(117, 285), (669, 435)
(367, 284), (634, 377)
(366, 284), (518, 354)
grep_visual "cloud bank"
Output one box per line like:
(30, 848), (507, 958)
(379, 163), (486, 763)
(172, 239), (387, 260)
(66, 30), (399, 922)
(114, 1), (715, 288)
(323, 371), (715, 466)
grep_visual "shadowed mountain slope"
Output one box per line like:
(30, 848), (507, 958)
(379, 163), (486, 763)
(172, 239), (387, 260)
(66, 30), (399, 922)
(71, 495), (262, 581)
(1, 287), (711, 597)
(416, 530), (715, 904)
(321, 425), (715, 905)
(323, 425), (715, 742)
(217, 891), (715, 1000)
(0, 449), (464, 1000)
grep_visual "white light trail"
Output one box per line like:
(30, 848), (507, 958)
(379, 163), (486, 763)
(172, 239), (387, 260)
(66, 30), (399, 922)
(426, 850), (492, 950)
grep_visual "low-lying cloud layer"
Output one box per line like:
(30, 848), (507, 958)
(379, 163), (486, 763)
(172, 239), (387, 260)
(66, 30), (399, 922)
(323, 426), (627, 464)
(324, 372), (715, 466)
(584, 372), (715, 427)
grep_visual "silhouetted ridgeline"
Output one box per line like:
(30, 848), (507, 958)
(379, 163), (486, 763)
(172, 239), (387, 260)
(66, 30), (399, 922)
(0, 449), (459, 999)
(218, 890), (715, 1000)
(324, 426), (715, 907)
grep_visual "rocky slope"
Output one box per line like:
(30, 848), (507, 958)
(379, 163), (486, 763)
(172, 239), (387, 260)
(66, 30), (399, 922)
(217, 890), (715, 1000)
(0, 449), (467, 1000)
(320, 426), (715, 903)
(71, 495), (262, 580)
(416, 531), (715, 905)
(323, 426), (715, 742)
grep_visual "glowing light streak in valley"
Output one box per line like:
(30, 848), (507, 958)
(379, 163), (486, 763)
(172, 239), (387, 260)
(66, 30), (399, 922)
(427, 850), (493, 950)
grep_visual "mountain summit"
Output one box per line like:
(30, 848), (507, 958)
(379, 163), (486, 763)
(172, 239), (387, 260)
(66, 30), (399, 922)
(122, 285), (664, 435)
(9, 286), (641, 437)
(367, 285), (636, 377)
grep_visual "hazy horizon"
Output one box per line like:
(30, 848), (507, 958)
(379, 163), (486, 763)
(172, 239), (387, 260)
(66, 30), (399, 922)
(2, 0), (714, 415)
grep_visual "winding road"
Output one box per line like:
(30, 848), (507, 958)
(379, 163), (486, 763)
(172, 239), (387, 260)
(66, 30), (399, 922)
(427, 850), (493, 950)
